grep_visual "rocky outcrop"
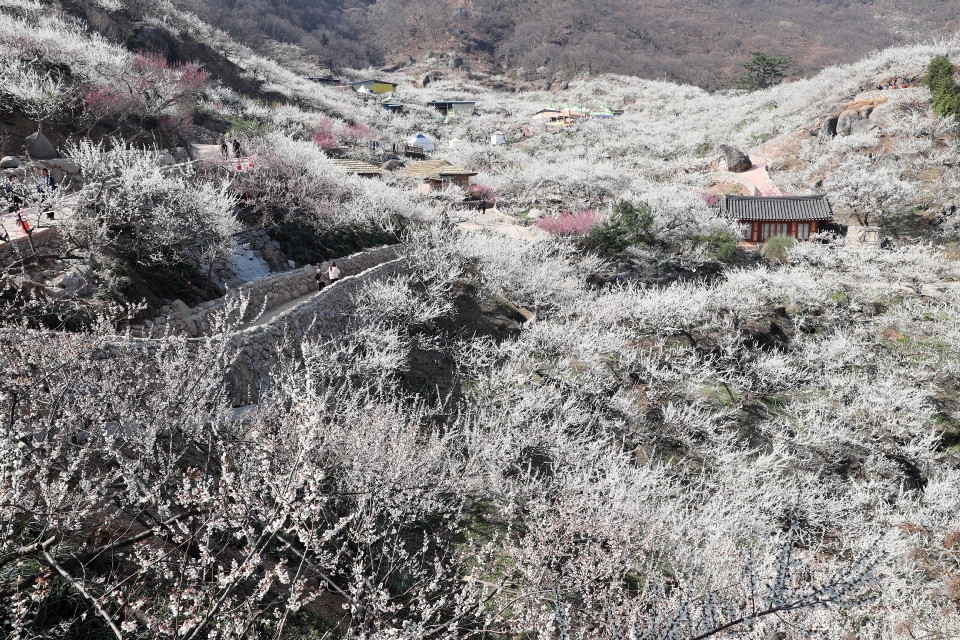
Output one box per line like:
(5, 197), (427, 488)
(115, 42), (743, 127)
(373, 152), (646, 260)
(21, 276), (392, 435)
(24, 132), (58, 160)
(1, 156), (21, 169)
(836, 106), (878, 136)
(421, 71), (442, 87)
(719, 145), (752, 173)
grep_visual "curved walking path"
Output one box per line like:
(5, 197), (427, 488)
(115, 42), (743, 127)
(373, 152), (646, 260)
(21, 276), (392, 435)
(239, 286), (325, 330)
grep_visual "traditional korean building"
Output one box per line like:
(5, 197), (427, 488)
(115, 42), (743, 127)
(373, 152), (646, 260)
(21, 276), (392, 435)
(722, 195), (833, 243)
(398, 160), (477, 194)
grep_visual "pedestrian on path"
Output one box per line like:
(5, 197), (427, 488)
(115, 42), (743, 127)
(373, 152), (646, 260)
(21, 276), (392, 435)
(37, 168), (56, 194)
(328, 261), (340, 285)
(232, 138), (243, 159)
(5, 175), (23, 207)
(316, 262), (327, 290)
(220, 136), (229, 161)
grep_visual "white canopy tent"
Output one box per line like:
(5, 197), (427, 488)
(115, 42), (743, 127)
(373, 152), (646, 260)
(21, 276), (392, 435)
(490, 130), (507, 145)
(407, 132), (435, 152)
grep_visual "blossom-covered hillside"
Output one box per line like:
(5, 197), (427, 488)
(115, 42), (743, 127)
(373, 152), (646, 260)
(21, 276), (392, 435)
(2, 2), (960, 639)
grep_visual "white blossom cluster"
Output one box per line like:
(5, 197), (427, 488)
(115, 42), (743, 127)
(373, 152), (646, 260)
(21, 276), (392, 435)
(1, 1), (960, 638)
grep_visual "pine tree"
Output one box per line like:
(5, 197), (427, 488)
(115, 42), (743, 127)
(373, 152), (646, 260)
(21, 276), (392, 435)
(736, 50), (792, 91)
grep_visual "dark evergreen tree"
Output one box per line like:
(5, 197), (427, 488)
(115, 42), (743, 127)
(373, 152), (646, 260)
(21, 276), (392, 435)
(736, 50), (793, 91)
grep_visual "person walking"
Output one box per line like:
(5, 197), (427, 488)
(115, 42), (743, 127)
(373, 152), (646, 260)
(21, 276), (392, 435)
(219, 136), (229, 161)
(232, 138), (243, 159)
(36, 168), (56, 194)
(315, 262), (327, 290)
(5, 175), (23, 207)
(328, 261), (340, 285)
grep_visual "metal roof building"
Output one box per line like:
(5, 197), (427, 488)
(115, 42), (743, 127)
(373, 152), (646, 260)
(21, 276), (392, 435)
(722, 195), (833, 221)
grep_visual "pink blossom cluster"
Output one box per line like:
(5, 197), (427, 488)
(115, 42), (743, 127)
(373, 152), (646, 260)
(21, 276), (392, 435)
(469, 184), (499, 202)
(312, 118), (372, 150)
(312, 117), (337, 150)
(535, 208), (600, 236)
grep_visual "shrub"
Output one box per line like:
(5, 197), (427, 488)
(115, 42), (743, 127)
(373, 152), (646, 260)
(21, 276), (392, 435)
(924, 55), (960, 119)
(344, 122), (371, 140)
(694, 228), (739, 262)
(582, 199), (659, 254)
(312, 116), (337, 150)
(762, 234), (794, 263)
(535, 209), (601, 236)
(469, 184), (499, 203)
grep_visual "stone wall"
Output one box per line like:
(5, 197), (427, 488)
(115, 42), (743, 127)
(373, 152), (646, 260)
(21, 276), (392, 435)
(144, 244), (400, 338)
(226, 256), (407, 405)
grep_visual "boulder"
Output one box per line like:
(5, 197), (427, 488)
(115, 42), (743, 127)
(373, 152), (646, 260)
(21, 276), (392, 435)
(560, 81), (569, 90)
(381, 159), (404, 171)
(24, 131), (58, 159)
(822, 115), (839, 137)
(452, 56), (464, 69)
(719, 145), (752, 173)
(50, 266), (94, 297)
(421, 70), (442, 87)
(160, 152), (176, 166)
(836, 109), (860, 136)
(0, 156), (20, 169)
(44, 158), (79, 175)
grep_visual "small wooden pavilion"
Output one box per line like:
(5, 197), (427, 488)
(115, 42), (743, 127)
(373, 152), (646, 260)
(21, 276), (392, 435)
(722, 195), (833, 243)
(398, 160), (477, 194)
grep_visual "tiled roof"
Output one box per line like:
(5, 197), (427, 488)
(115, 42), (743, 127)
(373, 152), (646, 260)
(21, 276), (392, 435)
(331, 159), (384, 176)
(722, 195), (833, 221)
(397, 159), (477, 180)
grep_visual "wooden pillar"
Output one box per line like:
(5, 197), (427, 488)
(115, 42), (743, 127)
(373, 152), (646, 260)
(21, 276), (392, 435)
(790, 221), (797, 238)
(751, 222), (759, 243)
(810, 221), (818, 235)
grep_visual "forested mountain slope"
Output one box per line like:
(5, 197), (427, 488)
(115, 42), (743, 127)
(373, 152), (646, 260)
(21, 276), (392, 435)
(181, 0), (960, 88)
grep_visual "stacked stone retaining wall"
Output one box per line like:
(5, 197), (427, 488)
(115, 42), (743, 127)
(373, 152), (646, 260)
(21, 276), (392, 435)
(145, 245), (400, 338)
(226, 256), (407, 404)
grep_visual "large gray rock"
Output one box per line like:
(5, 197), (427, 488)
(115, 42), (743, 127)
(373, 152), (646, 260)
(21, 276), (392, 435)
(836, 109), (860, 136)
(0, 156), (20, 169)
(169, 299), (190, 318)
(822, 115), (839, 137)
(720, 145), (752, 173)
(51, 266), (94, 297)
(44, 158), (79, 175)
(381, 159), (404, 171)
(24, 132), (58, 159)
(421, 70), (442, 87)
